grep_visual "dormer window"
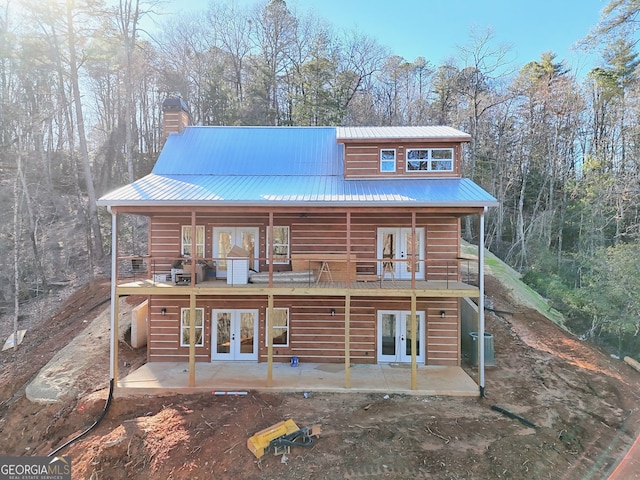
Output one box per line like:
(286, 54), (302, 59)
(406, 148), (453, 172)
(380, 149), (396, 172)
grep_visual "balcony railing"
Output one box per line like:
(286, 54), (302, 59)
(116, 254), (479, 292)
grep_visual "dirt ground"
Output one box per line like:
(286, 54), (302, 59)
(1, 276), (640, 480)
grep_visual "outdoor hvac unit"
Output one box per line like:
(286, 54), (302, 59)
(468, 332), (495, 367)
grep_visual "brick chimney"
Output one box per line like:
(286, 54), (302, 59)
(162, 98), (190, 140)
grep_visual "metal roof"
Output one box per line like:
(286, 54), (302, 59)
(98, 175), (497, 207)
(98, 126), (497, 208)
(153, 126), (342, 176)
(337, 126), (471, 141)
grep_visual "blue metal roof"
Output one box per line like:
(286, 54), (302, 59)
(98, 126), (498, 208)
(153, 126), (342, 176)
(99, 175), (497, 207)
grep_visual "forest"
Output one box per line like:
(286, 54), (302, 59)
(1, 0), (639, 357)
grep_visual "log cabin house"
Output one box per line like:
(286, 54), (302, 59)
(97, 99), (498, 395)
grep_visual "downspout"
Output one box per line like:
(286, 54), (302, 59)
(48, 207), (117, 456)
(108, 206), (117, 384)
(478, 207), (486, 398)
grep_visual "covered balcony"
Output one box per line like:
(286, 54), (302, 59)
(114, 254), (480, 298)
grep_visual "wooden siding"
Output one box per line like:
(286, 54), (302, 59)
(147, 295), (460, 366)
(147, 212), (460, 281)
(425, 216), (461, 280)
(426, 298), (460, 365)
(162, 109), (189, 139)
(342, 142), (463, 178)
(143, 211), (464, 365)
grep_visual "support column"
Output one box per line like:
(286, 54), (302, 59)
(108, 208), (118, 384)
(411, 293), (417, 390)
(190, 211), (196, 285)
(411, 212), (417, 289)
(345, 212), (352, 388)
(267, 212), (274, 386)
(268, 212), (274, 288)
(189, 292), (196, 387)
(344, 294), (351, 388)
(267, 294), (274, 386)
(478, 207), (487, 397)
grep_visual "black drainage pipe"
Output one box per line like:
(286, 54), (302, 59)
(48, 378), (114, 457)
(491, 405), (537, 429)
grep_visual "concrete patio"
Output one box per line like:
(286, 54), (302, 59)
(115, 361), (480, 397)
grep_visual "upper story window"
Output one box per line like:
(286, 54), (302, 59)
(182, 225), (205, 258)
(267, 226), (290, 264)
(380, 149), (396, 172)
(406, 148), (454, 172)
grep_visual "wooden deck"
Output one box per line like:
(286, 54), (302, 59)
(116, 276), (479, 297)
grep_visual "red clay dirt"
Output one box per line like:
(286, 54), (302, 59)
(1, 276), (640, 479)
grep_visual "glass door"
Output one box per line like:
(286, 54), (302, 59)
(377, 228), (425, 280)
(213, 227), (258, 278)
(212, 309), (258, 361)
(401, 311), (424, 362)
(377, 310), (425, 363)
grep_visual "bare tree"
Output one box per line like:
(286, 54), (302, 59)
(62, 1), (105, 262)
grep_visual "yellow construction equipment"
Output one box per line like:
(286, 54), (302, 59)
(247, 419), (321, 458)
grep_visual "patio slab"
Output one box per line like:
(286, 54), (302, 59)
(115, 361), (480, 397)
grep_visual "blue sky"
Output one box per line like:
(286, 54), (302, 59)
(160, 0), (611, 75)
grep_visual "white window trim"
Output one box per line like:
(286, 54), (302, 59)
(180, 307), (205, 347)
(181, 225), (205, 258)
(265, 307), (289, 347)
(380, 148), (396, 172)
(406, 148), (454, 172)
(266, 226), (290, 264)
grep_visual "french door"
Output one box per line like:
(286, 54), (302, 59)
(212, 309), (258, 361)
(377, 310), (425, 363)
(377, 228), (425, 280)
(213, 227), (259, 278)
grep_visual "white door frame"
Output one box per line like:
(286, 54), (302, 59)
(213, 227), (259, 278)
(377, 227), (425, 280)
(211, 309), (259, 361)
(377, 310), (425, 363)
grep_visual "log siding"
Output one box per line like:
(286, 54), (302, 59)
(342, 141), (463, 178)
(143, 211), (464, 365)
(147, 295), (461, 366)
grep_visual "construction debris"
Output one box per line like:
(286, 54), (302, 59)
(247, 419), (321, 458)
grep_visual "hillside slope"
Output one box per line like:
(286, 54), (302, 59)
(0, 257), (639, 479)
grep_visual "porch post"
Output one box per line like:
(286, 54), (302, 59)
(190, 211), (196, 285)
(189, 292), (196, 387)
(411, 212), (417, 289)
(345, 212), (351, 388)
(411, 293), (417, 390)
(344, 294), (351, 388)
(267, 212), (274, 385)
(108, 208), (118, 384)
(346, 212), (352, 285)
(478, 207), (487, 397)
(268, 212), (274, 288)
(267, 294), (274, 386)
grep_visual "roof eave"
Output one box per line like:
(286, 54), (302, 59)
(97, 200), (498, 209)
(338, 136), (471, 144)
